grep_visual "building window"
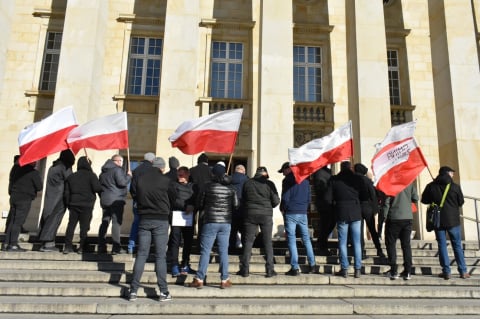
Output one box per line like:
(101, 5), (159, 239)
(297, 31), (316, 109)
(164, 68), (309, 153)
(40, 32), (62, 91)
(387, 49), (401, 105)
(210, 41), (243, 99)
(293, 46), (322, 102)
(126, 37), (162, 96)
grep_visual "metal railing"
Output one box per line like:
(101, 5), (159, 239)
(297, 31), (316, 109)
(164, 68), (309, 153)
(463, 195), (480, 250)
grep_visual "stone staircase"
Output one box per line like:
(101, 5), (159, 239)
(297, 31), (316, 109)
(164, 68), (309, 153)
(0, 234), (479, 318)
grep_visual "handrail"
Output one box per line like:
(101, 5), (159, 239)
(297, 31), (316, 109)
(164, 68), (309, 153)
(462, 196), (480, 250)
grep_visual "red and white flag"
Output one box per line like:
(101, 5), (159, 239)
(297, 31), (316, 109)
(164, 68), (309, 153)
(67, 112), (129, 154)
(372, 121), (427, 196)
(169, 108), (243, 155)
(289, 121), (353, 183)
(18, 106), (78, 166)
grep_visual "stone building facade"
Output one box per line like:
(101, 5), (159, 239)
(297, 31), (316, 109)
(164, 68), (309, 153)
(0, 0), (479, 240)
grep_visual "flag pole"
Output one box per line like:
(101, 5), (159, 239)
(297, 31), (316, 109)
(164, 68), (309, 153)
(127, 147), (131, 171)
(227, 152), (234, 174)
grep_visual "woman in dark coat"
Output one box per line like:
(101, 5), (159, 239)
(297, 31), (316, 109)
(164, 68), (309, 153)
(63, 156), (102, 253)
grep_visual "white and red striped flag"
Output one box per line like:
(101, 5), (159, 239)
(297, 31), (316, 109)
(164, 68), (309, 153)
(371, 121), (427, 196)
(289, 121), (353, 184)
(67, 112), (129, 154)
(169, 108), (243, 155)
(18, 106), (78, 166)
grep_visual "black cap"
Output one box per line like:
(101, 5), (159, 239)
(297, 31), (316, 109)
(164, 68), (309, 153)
(439, 166), (455, 175)
(278, 162), (290, 173)
(256, 166), (269, 177)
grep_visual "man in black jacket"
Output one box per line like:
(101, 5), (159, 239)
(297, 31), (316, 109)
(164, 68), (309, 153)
(3, 160), (42, 251)
(129, 157), (176, 302)
(237, 166), (280, 277)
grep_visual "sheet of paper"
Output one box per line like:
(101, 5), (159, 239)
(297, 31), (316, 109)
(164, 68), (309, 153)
(171, 210), (193, 227)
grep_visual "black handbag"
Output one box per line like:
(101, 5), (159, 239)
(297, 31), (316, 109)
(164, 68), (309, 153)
(426, 183), (450, 232)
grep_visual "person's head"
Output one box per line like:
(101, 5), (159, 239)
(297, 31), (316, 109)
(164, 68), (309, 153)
(439, 166), (455, 177)
(212, 163), (226, 178)
(144, 152), (155, 163)
(59, 149), (75, 168)
(255, 166), (269, 178)
(111, 154), (124, 167)
(235, 164), (246, 175)
(152, 157), (166, 173)
(77, 156), (92, 170)
(354, 163), (368, 175)
(13, 155), (20, 164)
(169, 156), (180, 169)
(198, 153), (208, 164)
(340, 161), (352, 172)
(177, 166), (190, 183)
(278, 162), (291, 176)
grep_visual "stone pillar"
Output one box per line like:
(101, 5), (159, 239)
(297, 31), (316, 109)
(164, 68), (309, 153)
(157, 1), (200, 165)
(348, 0), (391, 163)
(256, 0), (294, 234)
(0, 1), (14, 95)
(429, 0), (480, 238)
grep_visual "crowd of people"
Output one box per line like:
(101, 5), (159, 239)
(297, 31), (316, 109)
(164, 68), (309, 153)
(2, 150), (471, 301)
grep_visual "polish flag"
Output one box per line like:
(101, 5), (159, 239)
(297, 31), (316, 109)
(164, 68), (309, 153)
(372, 121), (427, 196)
(67, 112), (129, 154)
(169, 108), (243, 155)
(289, 121), (353, 183)
(18, 106), (78, 166)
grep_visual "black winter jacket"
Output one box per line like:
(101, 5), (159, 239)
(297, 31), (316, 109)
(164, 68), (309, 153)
(130, 160), (153, 201)
(136, 166), (176, 220)
(65, 157), (102, 209)
(421, 173), (464, 229)
(99, 159), (131, 207)
(242, 174), (279, 216)
(9, 164), (43, 202)
(198, 175), (239, 224)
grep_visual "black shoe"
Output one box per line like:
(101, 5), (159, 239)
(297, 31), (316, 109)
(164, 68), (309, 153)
(63, 246), (74, 254)
(376, 249), (386, 258)
(285, 268), (300, 276)
(335, 269), (348, 278)
(40, 245), (59, 252)
(309, 265), (317, 274)
(266, 270), (277, 278)
(354, 269), (361, 278)
(236, 269), (249, 278)
(6, 245), (27, 252)
(1, 244), (7, 251)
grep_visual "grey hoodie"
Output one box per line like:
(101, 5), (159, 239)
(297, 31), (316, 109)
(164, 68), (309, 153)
(99, 159), (131, 207)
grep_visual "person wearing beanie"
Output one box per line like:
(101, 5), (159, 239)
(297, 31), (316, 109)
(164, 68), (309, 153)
(421, 166), (469, 279)
(326, 161), (368, 278)
(237, 166), (279, 278)
(129, 156), (176, 302)
(186, 163), (239, 289)
(38, 149), (76, 252)
(127, 152), (155, 254)
(165, 156), (180, 182)
(354, 163), (385, 259)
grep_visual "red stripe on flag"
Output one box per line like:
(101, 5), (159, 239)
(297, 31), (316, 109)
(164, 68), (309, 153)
(171, 130), (238, 155)
(68, 130), (129, 155)
(19, 125), (77, 166)
(290, 139), (353, 184)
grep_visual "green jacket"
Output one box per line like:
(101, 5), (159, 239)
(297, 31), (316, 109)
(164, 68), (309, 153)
(383, 183), (419, 220)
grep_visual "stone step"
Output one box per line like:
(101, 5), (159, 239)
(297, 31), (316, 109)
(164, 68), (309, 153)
(0, 296), (479, 315)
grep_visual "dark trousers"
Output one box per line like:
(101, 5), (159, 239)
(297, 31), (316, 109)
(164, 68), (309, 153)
(65, 206), (93, 249)
(385, 219), (412, 273)
(229, 210), (244, 248)
(167, 225), (194, 267)
(98, 201), (124, 251)
(4, 199), (31, 246)
(361, 204), (382, 251)
(38, 202), (66, 244)
(240, 214), (275, 273)
(131, 218), (169, 294)
(316, 210), (336, 250)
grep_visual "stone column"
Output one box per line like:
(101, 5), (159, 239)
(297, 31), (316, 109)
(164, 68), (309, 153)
(157, 1), (200, 165)
(429, 0), (480, 238)
(348, 0), (391, 163)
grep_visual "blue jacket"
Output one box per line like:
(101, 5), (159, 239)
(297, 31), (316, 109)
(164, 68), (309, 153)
(280, 173), (310, 214)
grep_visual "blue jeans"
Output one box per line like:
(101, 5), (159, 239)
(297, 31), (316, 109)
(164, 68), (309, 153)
(284, 214), (315, 269)
(435, 225), (467, 275)
(130, 218), (169, 294)
(196, 223), (231, 281)
(128, 202), (139, 251)
(337, 220), (362, 270)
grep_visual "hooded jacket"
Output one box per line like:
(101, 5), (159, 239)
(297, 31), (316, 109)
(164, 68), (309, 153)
(9, 164), (43, 202)
(99, 159), (131, 207)
(242, 174), (279, 216)
(65, 157), (102, 208)
(421, 173), (464, 229)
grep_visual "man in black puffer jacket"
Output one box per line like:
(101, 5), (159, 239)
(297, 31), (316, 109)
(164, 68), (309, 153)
(64, 156), (102, 253)
(186, 163), (239, 289)
(237, 166), (279, 278)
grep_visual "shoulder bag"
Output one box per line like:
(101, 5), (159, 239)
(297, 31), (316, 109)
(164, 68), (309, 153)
(426, 183), (450, 232)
